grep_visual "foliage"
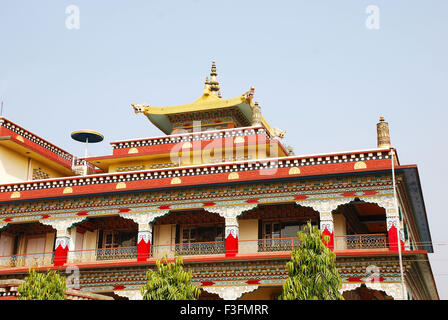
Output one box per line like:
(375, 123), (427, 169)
(18, 269), (66, 300)
(279, 221), (344, 300)
(141, 256), (201, 300)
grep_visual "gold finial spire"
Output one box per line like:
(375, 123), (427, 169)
(377, 116), (391, 148)
(209, 60), (221, 97)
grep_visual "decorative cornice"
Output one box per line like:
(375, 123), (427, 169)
(204, 204), (258, 219)
(0, 149), (392, 198)
(111, 127), (267, 150)
(119, 211), (169, 226)
(39, 217), (88, 231)
(114, 290), (142, 300)
(202, 285), (259, 300)
(365, 282), (405, 300)
(301, 198), (353, 213)
(340, 282), (406, 300)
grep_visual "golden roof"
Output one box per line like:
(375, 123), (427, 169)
(132, 62), (274, 135)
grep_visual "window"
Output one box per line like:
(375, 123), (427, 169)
(181, 225), (223, 243)
(97, 230), (138, 260)
(176, 224), (225, 255)
(100, 231), (137, 249)
(259, 220), (310, 252)
(262, 221), (308, 239)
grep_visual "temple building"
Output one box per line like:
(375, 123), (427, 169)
(0, 62), (439, 300)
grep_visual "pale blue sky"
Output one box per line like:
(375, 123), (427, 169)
(1, 1), (447, 299)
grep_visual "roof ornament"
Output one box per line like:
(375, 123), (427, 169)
(271, 128), (286, 139)
(251, 101), (262, 126)
(377, 116), (391, 148)
(131, 103), (148, 114)
(203, 76), (211, 95)
(243, 86), (255, 103)
(209, 60), (221, 97)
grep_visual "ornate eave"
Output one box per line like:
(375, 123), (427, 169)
(133, 93), (269, 134)
(0, 148), (395, 203)
(132, 61), (274, 135)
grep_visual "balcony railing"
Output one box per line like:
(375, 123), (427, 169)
(334, 234), (388, 250)
(68, 246), (138, 263)
(0, 252), (54, 268)
(239, 238), (301, 253)
(151, 241), (225, 258)
(0, 234), (389, 267)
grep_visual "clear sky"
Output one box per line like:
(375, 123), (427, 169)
(1, 0), (447, 299)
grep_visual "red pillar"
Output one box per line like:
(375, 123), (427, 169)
(225, 225), (238, 257)
(388, 224), (405, 252)
(320, 217), (334, 251)
(137, 230), (151, 261)
(54, 237), (69, 267)
(321, 227), (334, 251)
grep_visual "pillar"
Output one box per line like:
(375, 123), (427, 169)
(320, 212), (334, 251)
(119, 211), (168, 262)
(137, 224), (152, 261)
(360, 195), (404, 252)
(54, 231), (70, 266)
(301, 199), (352, 251)
(39, 217), (87, 267)
(386, 208), (405, 252)
(205, 204), (257, 257)
(224, 218), (238, 257)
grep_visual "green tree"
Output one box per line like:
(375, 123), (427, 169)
(141, 256), (201, 300)
(279, 221), (344, 300)
(18, 269), (66, 300)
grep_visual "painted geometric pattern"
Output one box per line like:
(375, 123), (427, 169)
(0, 256), (412, 293)
(0, 174), (394, 223)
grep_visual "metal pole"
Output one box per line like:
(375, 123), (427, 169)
(84, 137), (89, 176)
(391, 148), (407, 300)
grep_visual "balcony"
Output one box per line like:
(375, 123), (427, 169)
(0, 252), (54, 268)
(239, 238), (301, 253)
(0, 234), (389, 268)
(334, 234), (388, 250)
(68, 247), (138, 263)
(151, 241), (225, 258)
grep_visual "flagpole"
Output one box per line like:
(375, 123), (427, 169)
(391, 148), (407, 299)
